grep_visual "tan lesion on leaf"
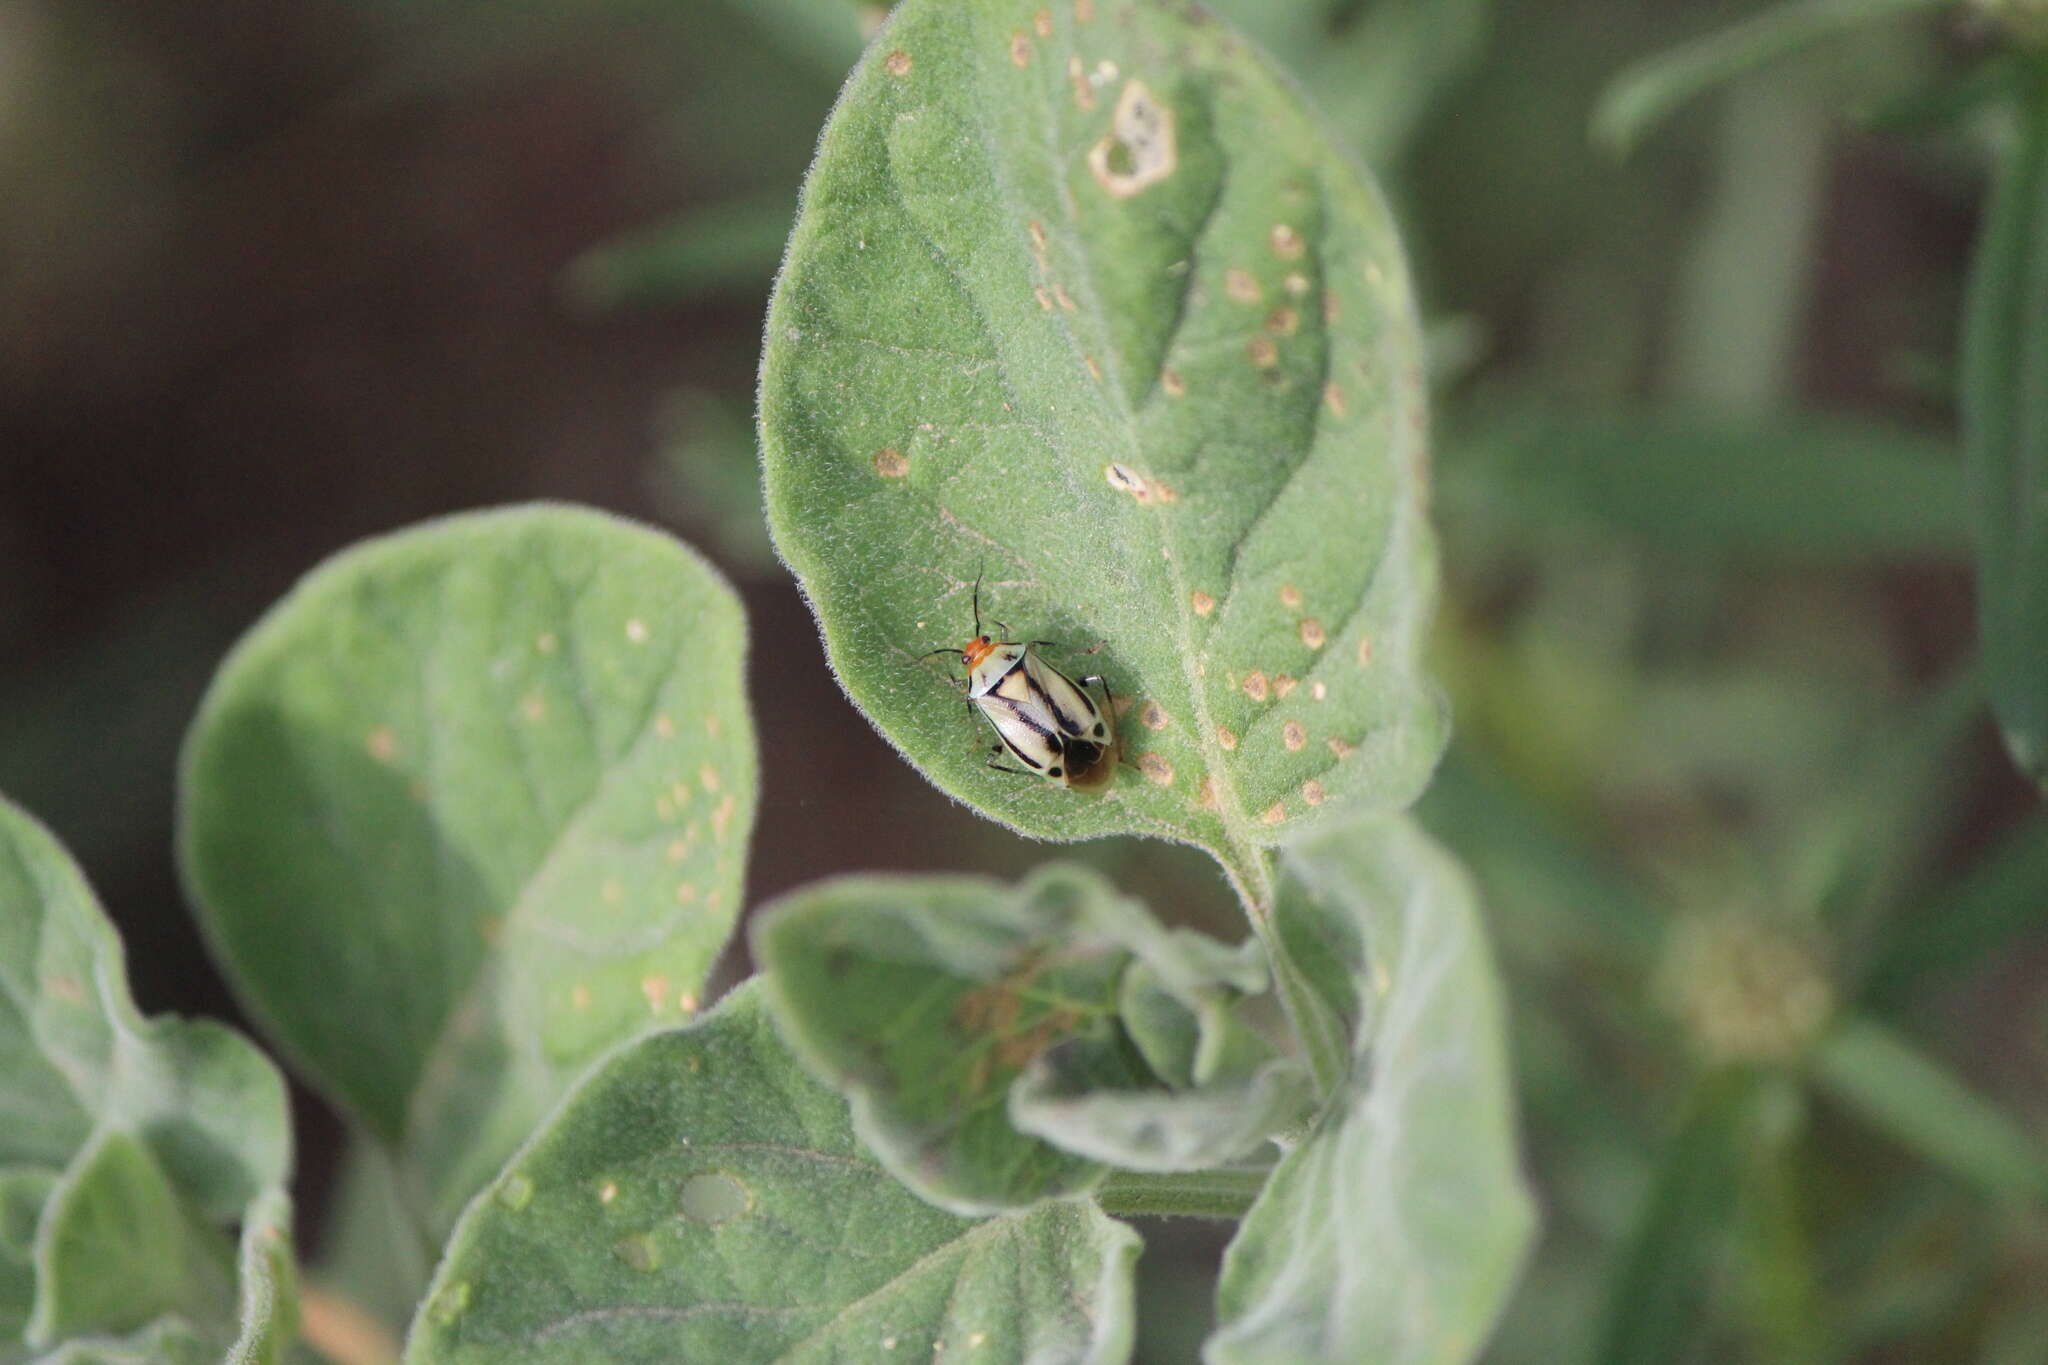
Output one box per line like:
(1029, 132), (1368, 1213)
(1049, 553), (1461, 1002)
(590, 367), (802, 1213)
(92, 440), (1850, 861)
(1324, 383), (1348, 418)
(1068, 55), (1095, 110)
(1300, 618), (1327, 649)
(884, 49), (912, 76)
(1075, 0), (1094, 20)
(1160, 366), (1186, 397)
(1284, 271), (1310, 296)
(1266, 307), (1299, 336)
(1273, 674), (1297, 699)
(1191, 589), (1215, 615)
(1104, 462), (1153, 501)
(1262, 802), (1287, 825)
(1035, 7), (1054, 37)
(1328, 737), (1356, 759)
(366, 725), (398, 762)
(1247, 336), (1279, 369)
(1140, 701), (1171, 730)
(1242, 670), (1270, 702)
(1009, 31), (1032, 66)
(1089, 80), (1176, 198)
(1224, 268), (1260, 304)
(1302, 779), (1326, 806)
(1270, 223), (1305, 259)
(1282, 720), (1307, 751)
(1138, 752), (1174, 785)
(872, 446), (909, 478)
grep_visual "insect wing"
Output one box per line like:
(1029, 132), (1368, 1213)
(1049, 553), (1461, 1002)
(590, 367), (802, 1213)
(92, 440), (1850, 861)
(967, 643), (1027, 699)
(974, 689), (1066, 776)
(1023, 650), (1110, 744)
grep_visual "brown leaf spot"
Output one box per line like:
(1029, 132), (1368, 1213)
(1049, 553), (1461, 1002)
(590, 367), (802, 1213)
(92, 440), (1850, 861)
(1217, 725), (1238, 750)
(1054, 282), (1078, 311)
(1324, 383), (1348, 417)
(1274, 674), (1298, 699)
(1035, 8), (1053, 37)
(1141, 701), (1170, 730)
(1191, 589), (1215, 616)
(1328, 737), (1356, 759)
(1247, 336), (1278, 369)
(1266, 306), (1299, 336)
(366, 726), (398, 763)
(1104, 462), (1152, 500)
(1075, 0), (1094, 20)
(674, 881), (698, 905)
(1224, 267), (1260, 303)
(1312, 680), (1328, 701)
(1089, 80), (1176, 198)
(872, 447), (909, 478)
(641, 976), (670, 1014)
(1262, 802), (1287, 825)
(1357, 635), (1375, 667)
(712, 793), (738, 840)
(1278, 583), (1302, 608)
(571, 983), (591, 1011)
(1028, 218), (1048, 254)
(1009, 31), (1031, 66)
(1284, 271), (1310, 296)
(1283, 720), (1307, 751)
(1068, 55), (1095, 109)
(1270, 223), (1305, 259)
(1300, 618), (1327, 649)
(1084, 354), (1103, 380)
(1196, 776), (1218, 808)
(1302, 779), (1326, 806)
(885, 49), (912, 75)
(1243, 670), (1270, 702)
(655, 712), (676, 738)
(1138, 752), (1174, 785)
(1161, 367), (1186, 397)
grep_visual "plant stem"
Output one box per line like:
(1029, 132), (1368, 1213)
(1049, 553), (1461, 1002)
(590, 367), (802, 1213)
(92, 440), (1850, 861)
(1221, 839), (1351, 1099)
(1096, 1168), (1270, 1221)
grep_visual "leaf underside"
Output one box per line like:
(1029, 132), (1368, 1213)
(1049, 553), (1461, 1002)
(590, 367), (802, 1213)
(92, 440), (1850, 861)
(1210, 815), (1535, 1365)
(760, 0), (1445, 871)
(0, 797), (294, 1362)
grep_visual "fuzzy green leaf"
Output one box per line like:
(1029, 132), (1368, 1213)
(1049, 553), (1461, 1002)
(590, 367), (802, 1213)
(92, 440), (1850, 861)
(1210, 815), (1533, 1365)
(403, 984), (1139, 1365)
(0, 796), (293, 1362)
(179, 505), (758, 1235)
(759, 0), (1444, 881)
(753, 863), (1282, 1211)
(1963, 58), (2048, 785)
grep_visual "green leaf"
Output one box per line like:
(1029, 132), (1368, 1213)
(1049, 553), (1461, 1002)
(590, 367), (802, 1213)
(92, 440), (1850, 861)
(0, 795), (294, 1360)
(1209, 816), (1534, 1365)
(759, 0), (1445, 878)
(1593, 1072), (1754, 1365)
(1010, 1047), (1307, 1173)
(1590, 0), (1951, 157)
(403, 984), (1139, 1365)
(1439, 399), (1967, 562)
(1809, 1015), (2048, 1203)
(1963, 57), (2048, 784)
(179, 505), (758, 1235)
(753, 863), (1288, 1211)
(28, 1131), (234, 1345)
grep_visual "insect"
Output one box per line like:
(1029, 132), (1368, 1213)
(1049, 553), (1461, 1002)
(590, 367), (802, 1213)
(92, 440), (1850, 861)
(922, 579), (1116, 790)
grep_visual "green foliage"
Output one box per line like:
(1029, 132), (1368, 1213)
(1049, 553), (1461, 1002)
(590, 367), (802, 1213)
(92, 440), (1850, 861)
(402, 984), (1140, 1365)
(1963, 55), (2048, 785)
(0, 797), (294, 1363)
(1211, 815), (1534, 1365)
(759, 0), (1446, 875)
(178, 505), (758, 1235)
(752, 863), (1299, 1212)
(1591, 0), (1951, 156)
(1441, 400), (1967, 562)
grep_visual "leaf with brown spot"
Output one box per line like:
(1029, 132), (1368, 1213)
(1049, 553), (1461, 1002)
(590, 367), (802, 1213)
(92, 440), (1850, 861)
(759, 0), (1444, 909)
(180, 506), (758, 1239)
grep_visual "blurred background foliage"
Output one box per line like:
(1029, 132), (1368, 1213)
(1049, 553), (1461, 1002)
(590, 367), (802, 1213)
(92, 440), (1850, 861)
(2, 0), (2044, 1361)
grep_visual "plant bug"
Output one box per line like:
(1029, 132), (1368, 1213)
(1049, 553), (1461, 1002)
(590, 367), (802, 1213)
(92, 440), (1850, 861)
(922, 578), (1116, 790)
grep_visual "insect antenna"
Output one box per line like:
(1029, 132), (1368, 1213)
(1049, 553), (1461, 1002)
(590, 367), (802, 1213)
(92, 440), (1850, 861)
(971, 568), (985, 637)
(918, 646), (967, 661)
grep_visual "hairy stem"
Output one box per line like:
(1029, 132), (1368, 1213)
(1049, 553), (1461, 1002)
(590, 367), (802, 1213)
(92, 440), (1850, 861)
(1096, 1167), (1270, 1221)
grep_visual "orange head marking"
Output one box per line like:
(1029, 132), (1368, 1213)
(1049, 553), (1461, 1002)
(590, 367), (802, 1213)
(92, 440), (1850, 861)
(961, 636), (997, 669)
